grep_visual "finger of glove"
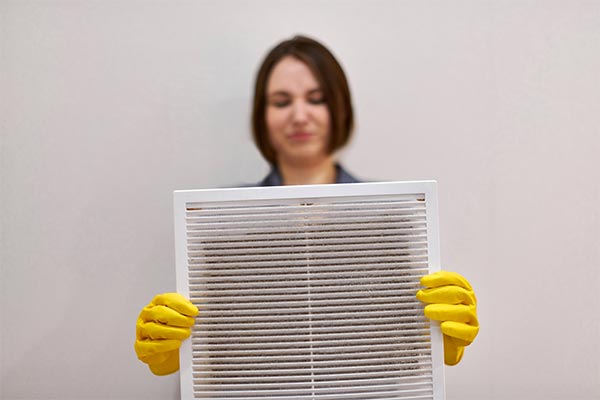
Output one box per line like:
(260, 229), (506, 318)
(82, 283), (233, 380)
(416, 285), (476, 306)
(148, 350), (180, 376)
(443, 334), (465, 366)
(440, 320), (480, 344)
(137, 321), (192, 341)
(423, 304), (478, 325)
(135, 339), (181, 358)
(420, 271), (473, 291)
(140, 305), (196, 328)
(445, 335), (473, 348)
(150, 293), (199, 317)
(138, 351), (170, 365)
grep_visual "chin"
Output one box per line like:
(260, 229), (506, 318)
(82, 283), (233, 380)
(286, 152), (330, 167)
(275, 141), (330, 166)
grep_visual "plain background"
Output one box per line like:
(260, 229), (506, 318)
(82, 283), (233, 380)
(1, 1), (599, 399)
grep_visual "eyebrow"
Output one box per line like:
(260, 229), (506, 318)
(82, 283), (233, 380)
(267, 91), (290, 98)
(267, 88), (323, 98)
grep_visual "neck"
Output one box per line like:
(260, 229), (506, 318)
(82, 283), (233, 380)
(277, 157), (337, 185)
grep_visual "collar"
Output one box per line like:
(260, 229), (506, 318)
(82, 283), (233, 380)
(258, 164), (359, 186)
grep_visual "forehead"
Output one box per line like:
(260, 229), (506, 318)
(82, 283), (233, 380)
(267, 56), (320, 94)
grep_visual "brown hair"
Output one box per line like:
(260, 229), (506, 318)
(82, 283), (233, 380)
(252, 35), (354, 164)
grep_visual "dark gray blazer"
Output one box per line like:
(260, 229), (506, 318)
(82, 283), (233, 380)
(257, 164), (359, 186)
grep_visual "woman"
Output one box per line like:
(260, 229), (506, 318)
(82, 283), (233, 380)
(252, 35), (356, 186)
(134, 35), (479, 376)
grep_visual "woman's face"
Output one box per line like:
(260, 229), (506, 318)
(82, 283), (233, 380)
(265, 56), (331, 167)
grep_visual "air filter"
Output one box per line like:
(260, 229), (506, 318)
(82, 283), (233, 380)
(175, 181), (445, 400)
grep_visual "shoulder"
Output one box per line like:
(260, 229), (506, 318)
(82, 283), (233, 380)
(257, 167), (283, 186)
(336, 165), (361, 183)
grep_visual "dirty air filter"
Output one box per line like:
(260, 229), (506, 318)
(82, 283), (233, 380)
(174, 181), (445, 400)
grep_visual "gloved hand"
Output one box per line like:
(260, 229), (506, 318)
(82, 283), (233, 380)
(134, 293), (199, 375)
(416, 271), (479, 365)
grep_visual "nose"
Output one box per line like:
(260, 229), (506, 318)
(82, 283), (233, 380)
(291, 100), (308, 125)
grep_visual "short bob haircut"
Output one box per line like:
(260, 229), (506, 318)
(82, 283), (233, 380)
(252, 35), (354, 165)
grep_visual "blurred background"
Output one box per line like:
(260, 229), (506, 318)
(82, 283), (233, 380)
(1, 1), (599, 399)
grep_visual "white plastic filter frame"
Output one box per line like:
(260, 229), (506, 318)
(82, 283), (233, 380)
(174, 181), (445, 400)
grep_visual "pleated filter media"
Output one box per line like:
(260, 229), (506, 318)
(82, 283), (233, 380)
(174, 181), (445, 400)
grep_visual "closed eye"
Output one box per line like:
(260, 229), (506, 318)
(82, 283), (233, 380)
(307, 89), (325, 105)
(271, 99), (291, 108)
(308, 96), (325, 105)
(268, 92), (291, 108)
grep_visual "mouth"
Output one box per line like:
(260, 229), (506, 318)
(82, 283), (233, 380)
(288, 131), (314, 141)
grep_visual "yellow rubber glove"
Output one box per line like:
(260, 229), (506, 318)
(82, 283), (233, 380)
(416, 271), (479, 366)
(134, 293), (199, 376)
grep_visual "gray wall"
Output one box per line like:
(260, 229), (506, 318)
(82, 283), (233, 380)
(1, 1), (599, 399)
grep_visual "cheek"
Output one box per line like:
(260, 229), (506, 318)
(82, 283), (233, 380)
(265, 109), (285, 150)
(315, 107), (332, 133)
(322, 109), (331, 129)
(266, 108), (285, 136)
